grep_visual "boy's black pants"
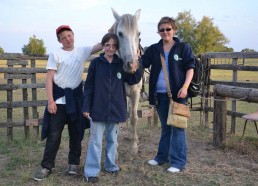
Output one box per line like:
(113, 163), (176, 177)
(41, 105), (81, 170)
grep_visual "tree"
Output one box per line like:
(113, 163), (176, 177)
(0, 47), (4, 54)
(22, 35), (46, 55)
(195, 16), (229, 54)
(176, 11), (197, 50)
(176, 11), (230, 55)
(220, 46), (234, 52)
(241, 48), (256, 52)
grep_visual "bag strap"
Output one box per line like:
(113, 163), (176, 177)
(160, 54), (173, 101)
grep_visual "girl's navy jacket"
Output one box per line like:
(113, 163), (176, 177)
(82, 53), (143, 123)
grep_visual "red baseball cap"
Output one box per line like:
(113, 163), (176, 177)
(56, 25), (73, 36)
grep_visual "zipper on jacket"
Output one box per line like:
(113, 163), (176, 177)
(108, 63), (112, 121)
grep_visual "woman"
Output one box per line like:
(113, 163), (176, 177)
(82, 33), (142, 183)
(141, 17), (195, 173)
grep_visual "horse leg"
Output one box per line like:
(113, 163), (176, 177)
(126, 96), (131, 128)
(130, 90), (140, 154)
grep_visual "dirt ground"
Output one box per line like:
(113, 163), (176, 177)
(1, 120), (257, 185)
(111, 125), (258, 186)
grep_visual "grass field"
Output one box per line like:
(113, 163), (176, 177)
(0, 57), (258, 185)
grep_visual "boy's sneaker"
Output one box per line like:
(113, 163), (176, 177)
(33, 167), (51, 181)
(147, 159), (158, 166)
(67, 164), (79, 175)
(86, 176), (99, 183)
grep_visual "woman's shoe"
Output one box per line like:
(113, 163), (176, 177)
(147, 159), (158, 166)
(167, 167), (180, 173)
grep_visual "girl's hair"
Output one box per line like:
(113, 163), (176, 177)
(157, 17), (177, 30)
(101, 33), (119, 48)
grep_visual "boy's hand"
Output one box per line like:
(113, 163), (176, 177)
(48, 101), (57, 114)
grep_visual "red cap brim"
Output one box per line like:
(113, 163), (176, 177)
(56, 25), (72, 35)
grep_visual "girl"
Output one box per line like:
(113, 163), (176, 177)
(82, 33), (142, 183)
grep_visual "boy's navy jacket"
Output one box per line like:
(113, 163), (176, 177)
(42, 82), (89, 141)
(82, 53), (143, 123)
(141, 37), (195, 105)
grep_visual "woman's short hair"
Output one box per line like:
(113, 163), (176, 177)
(157, 17), (177, 31)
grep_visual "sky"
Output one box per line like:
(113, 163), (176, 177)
(0, 0), (258, 54)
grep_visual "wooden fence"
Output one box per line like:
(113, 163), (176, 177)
(1, 52), (258, 144)
(0, 53), (155, 141)
(0, 54), (48, 141)
(199, 52), (258, 145)
(213, 85), (258, 146)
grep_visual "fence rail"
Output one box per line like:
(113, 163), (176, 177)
(1, 52), (258, 143)
(213, 85), (258, 146)
(0, 54), (155, 141)
(201, 52), (258, 143)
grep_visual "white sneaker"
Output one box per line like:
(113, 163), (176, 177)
(148, 159), (158, 166)
(167, 167), (180, 173)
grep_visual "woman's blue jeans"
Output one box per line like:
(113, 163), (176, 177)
(84, 121), (119, 177)
(154, 93), (187, 170)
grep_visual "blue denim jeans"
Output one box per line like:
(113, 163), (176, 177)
(154, 93), (187, 170)
(84, 121), (119, 177)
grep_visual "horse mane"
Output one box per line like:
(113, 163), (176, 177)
(118, 14), (138, 32)
(109, 14), (138, 35)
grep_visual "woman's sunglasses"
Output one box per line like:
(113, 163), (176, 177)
(158, 28), (172, 32)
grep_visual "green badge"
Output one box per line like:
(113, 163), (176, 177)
(174, 54), (179, 61)
(117, 72), (121, 79)
(174, 54), (182, 61)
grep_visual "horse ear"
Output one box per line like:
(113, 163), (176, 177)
(108, 22), (116, 34)
(134, 9), (141, 21)
(111, 7), (120, 21)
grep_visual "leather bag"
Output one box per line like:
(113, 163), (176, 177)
(167, 101), (189, 128)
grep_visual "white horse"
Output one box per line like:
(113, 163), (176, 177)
(110, 8), (142, 154)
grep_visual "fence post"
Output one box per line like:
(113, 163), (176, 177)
(213, 87), (227, 146)
(30, 59), (39, 137)
(6, 60), (13, 141)
(230, 58), (238, 134)
(203, 55), (211, 126)
(22, 60), (30, 138)
(153, 107), (158, 127)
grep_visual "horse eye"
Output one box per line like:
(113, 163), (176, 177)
(118, 32), (123, 38)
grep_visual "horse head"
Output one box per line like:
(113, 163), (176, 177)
(111, 8), (141, 73)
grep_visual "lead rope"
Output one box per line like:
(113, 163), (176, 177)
(139, 37), (149, 102)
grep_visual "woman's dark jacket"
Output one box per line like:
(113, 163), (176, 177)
(141, 37), (195, 105)
(82, 53), (143, 123)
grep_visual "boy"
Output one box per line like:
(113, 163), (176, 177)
(33, 25), (102, 181)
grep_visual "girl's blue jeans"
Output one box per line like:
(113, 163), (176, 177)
(84, 121), (119, 177)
